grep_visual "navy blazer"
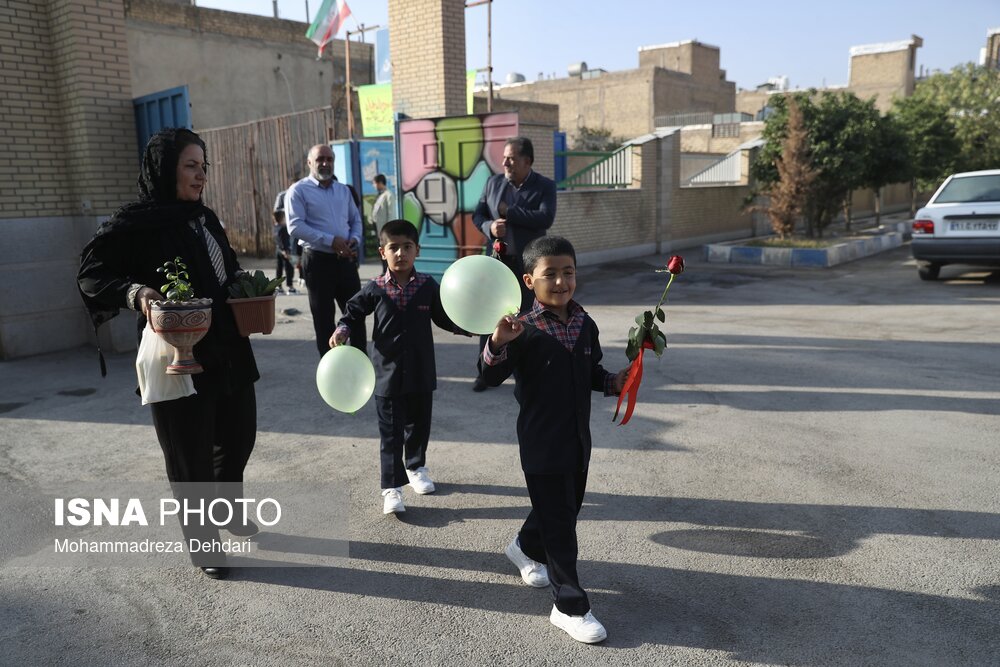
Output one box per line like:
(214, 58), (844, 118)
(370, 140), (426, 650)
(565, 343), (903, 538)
(478, 316), (612, 474)
(337, 275), (461, 397)
(474, 170), (557, 265)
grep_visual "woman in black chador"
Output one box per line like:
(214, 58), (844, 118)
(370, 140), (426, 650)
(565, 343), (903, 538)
(78, 128), (259, 580)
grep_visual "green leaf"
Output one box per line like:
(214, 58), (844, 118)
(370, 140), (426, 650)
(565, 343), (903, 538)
(656, 307), (665, 323)
(653, 332), (666, 356)
(160, 283), (170, 294)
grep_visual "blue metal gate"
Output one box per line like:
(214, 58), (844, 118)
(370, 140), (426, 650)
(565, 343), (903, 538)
(133, 86), (191, 156)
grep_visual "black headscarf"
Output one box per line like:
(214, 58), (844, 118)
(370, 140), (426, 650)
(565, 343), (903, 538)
(78, 128), (224, 368)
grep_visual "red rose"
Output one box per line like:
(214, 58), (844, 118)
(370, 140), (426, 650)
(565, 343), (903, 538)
(667, 255), (685, 274)
(492, 239), (506, 257)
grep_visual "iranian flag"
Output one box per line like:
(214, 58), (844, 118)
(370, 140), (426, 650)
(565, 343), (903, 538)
(306, 0), (352, 58)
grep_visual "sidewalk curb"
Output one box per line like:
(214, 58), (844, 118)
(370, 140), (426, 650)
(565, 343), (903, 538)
(704, 220), (912, 268)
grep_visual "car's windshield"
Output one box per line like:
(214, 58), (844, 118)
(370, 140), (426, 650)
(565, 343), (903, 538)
(934, 175), (1000, 203)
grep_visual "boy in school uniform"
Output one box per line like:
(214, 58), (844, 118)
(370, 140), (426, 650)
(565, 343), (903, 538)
(479, 236), (627, 644)
(330, 219), (467, 514)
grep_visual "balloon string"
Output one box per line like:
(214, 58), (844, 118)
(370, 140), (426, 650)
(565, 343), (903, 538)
(613, 340), (654, 426)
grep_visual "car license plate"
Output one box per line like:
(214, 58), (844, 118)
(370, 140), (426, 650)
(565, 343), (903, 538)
(950, 220), (999, 232)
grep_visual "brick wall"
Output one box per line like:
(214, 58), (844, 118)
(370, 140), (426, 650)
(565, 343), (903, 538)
(495, 59), (734, 142)
(848, 46), (917, 112)
(388, 0), (467, 119)
(0, 0), (138, 359)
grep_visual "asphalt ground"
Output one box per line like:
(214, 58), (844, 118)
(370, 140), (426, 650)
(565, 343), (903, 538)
(1, 244), (999, 666)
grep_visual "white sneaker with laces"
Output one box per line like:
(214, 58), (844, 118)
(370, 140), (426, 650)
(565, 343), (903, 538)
(381, 488), (405, 514)
(549, 606), (607, 644)
(405, 467), (436, 494)
(504, 537), (549, 587)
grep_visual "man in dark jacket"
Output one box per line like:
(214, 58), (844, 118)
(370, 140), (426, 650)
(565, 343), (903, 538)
(471, 136), (557, 391)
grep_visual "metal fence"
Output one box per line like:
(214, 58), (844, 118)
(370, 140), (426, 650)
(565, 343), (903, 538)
(200, 107), (338, 256)
(556, 146), (633, 189)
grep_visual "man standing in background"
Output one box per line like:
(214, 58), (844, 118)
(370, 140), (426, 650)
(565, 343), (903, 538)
(286, 144), (367, 357)
(471, 136), (557, 391)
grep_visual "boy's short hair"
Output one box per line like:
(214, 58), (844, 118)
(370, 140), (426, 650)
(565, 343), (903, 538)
(373, 174), (387, 186)
(522, 236), (576, 274)
(379, 219), (419, 245)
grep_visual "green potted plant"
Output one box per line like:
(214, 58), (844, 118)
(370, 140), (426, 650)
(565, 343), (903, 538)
(227, 270), (283, 336)
(150, 257), (213, 374)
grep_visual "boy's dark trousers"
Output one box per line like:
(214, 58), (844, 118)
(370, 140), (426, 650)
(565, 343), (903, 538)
(275, 252), (294, 287)
(375, 391), (432, 489)
(518, 467), (591, 616)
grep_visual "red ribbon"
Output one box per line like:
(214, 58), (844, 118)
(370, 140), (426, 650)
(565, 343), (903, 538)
(613, 339), (655, 426)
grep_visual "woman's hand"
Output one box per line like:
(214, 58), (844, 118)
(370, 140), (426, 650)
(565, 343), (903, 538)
(136, 287), (165, 320)
(490, 314), (524, 349)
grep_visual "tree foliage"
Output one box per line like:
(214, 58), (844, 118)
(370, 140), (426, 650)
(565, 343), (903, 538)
(572, 126), (625, 152)
(753, 90), (882, 236)
(762, 100), (817, 238)
(905, 63), (998, 174)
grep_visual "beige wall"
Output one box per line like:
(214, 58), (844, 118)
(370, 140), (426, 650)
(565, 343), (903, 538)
(125, 0), (372, 130)
(0, 0), (138, 359)
(678, 122), (764, 153)
(848, 47), (916, 112)
(494, 41), (735, 144)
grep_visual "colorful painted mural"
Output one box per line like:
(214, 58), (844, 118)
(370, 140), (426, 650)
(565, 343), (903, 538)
(397, 112), (519, 279)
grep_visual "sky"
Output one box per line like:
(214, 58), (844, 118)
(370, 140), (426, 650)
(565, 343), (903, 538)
(196, 0), (999, 91)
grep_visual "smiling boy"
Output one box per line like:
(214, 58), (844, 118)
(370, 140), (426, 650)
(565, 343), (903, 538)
(479, 236), (627, 643)
(330, 219), (466, 514)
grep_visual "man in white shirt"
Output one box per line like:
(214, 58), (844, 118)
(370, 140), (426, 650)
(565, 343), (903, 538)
(286, 144), (366, 356)
(370, 173), (395, 237)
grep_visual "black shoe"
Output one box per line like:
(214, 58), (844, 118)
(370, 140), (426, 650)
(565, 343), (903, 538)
(472, 376), (489, 392)
(200, 566), (230, 580)
(225, 518), (259, 537)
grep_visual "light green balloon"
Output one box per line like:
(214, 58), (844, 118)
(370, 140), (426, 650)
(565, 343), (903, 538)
(316, 345), (376, 413)
(440, 255), (522, 335)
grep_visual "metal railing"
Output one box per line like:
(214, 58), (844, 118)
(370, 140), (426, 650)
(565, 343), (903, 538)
(556, 146), (633, 189)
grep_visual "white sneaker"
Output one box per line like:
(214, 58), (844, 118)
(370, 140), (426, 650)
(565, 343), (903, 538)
(504, 537), (549, 587)
(549, 606), (607, 644)
(381, 488), (405, 514)
(405, 467), (436, 494)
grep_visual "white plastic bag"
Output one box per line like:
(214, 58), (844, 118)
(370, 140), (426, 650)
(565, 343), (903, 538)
(136, 323), (197, 405)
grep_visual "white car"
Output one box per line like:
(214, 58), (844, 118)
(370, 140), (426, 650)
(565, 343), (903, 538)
(911, 169), (1000, 280)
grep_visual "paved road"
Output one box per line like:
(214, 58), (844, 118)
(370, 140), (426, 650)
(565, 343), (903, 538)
(1, 246), (998, 666)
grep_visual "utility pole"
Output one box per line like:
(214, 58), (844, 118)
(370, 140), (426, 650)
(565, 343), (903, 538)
(465, 0), (493, 112)
(344, 24), (380, 139)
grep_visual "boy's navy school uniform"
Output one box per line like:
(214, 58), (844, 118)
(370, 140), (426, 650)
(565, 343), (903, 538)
(479, 299), (616, 616)
(335, 270), (462, 489)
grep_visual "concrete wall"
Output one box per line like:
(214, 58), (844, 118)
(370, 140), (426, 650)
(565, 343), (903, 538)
(125, 0), (372, 130)
(0, 0), (138, 360)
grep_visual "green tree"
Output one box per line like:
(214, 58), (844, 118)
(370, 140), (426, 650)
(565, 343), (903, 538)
(572, 126), (625, 152)
(910, 64), (1000, 173)
(859, 113), (911, 225)
(753, 91), (882, 237)
(890, 94), (959, 215)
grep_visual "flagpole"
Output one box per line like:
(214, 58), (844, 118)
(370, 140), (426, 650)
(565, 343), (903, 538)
(344, 24), (381, 140)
